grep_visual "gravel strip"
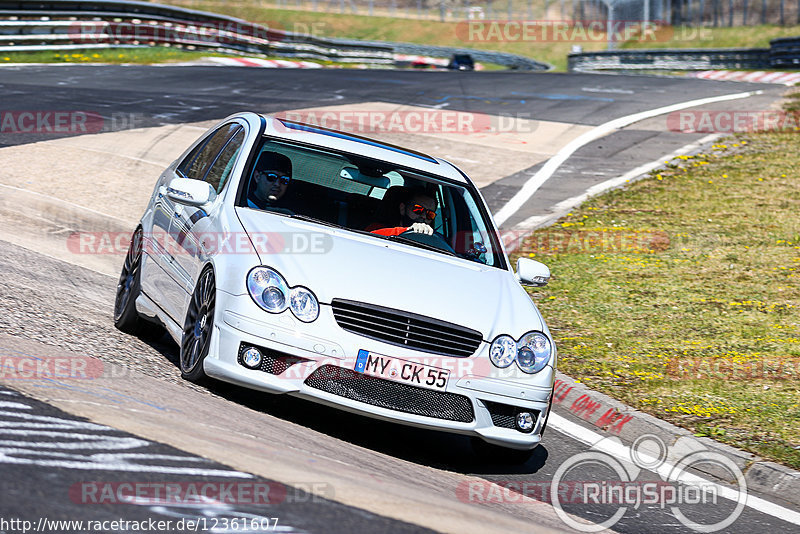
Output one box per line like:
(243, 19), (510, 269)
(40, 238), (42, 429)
(0, 238), (211, 395)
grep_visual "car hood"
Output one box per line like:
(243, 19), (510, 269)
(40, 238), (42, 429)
(236, 208), (545, 339)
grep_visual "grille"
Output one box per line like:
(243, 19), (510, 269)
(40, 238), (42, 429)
(331, 299), (483, 358)
(483, 400), (540, 433)
(305, 365), (475, 423)
(238, 343), (309, 375)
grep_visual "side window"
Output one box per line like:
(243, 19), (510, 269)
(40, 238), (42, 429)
(176, 123), (241, 181)
(205, 128), (245, 193)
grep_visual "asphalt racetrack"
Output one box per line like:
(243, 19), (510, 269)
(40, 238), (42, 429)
(0, 65), (797, 533)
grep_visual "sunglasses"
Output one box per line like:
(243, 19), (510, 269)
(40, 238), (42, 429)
(411, 204), (436, 221)
(257, 171), (290, 185)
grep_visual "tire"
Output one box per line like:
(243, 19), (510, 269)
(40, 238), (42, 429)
(180, 267), (216, 382)
(114, 227), (144, 334)
(470, 437), (535, 465)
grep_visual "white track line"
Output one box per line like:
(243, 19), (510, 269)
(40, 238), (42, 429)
(493, 90), (762, 227)
(508, 133), (721, 236)
(550, 413), (800, 525)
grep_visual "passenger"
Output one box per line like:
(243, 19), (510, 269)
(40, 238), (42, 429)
(367, 189), (437, 237)
(247, 152), (292, 210)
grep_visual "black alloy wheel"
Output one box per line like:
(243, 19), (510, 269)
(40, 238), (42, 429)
(180, 268), (216, 382)
(114, 227), (144, 333)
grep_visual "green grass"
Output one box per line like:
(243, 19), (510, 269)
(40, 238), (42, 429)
(0, 47), (232, 64)
(620, 24), (800, 50)
(151, 1), (610, 70)
(153, 1), (800, 70)
(510, 127), (800, 468)
(0, 47), (364, 68)
(7, 1), (799, 69)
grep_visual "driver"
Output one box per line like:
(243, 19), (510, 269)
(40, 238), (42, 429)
(247, 152), (292, 211)
(368, 190), (437, 237)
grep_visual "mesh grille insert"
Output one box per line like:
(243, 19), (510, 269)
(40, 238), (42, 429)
(483, 400), (540, 433)
(331, 299), (483, 358)
(305, 365), (475, 423)
(238, 343), (309, 375)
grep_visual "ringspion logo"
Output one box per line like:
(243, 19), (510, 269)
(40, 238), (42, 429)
(550, 435), (746, 532)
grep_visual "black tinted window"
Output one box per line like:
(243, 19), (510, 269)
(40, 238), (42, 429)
(205, 128), (245, 193)
(177, 123), (241, 181)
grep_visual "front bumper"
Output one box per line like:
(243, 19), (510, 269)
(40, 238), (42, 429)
(204, 292), (554, 450)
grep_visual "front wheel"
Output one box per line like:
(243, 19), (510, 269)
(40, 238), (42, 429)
(114, 227), (144, 334)
(180, 268), (216, 382)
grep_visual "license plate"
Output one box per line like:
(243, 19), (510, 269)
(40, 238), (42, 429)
(354, 349), (449, 392)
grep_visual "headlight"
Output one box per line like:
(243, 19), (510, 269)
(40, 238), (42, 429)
(289, 286), (319, 322)
(516, 332), (551, 374)
(247, 267), (319, 322)
(247, 267), (289, 313)
(489, 335), (517, 368)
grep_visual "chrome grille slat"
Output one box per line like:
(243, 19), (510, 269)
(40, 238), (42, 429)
(331, 299), (482, 357)
(332, 315), (479, 349)
(333, 307), (481, 341)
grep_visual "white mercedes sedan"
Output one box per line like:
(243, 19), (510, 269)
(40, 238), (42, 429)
(114, 111), (556, 458)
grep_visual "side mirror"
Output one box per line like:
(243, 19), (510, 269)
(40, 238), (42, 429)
(516, 257), (550, 287)
(166, 178), (215, 207)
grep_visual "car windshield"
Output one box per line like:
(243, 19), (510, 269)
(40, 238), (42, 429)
(239, 138), (505, 268)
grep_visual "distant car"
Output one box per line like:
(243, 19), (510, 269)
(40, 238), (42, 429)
(114, 112), (555, 459)
(448, 53), (475, 71)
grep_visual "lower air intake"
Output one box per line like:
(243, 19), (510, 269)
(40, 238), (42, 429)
(304, 365), (474, 423)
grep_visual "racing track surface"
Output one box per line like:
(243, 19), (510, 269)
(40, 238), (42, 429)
(1, 65), (798, 533)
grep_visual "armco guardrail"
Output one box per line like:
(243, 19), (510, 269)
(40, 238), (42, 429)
(568, 48), (771, 72)
(570, 36), (800, 72)
(0, 0), (550, 70)
(0, 0), (393, 64)
(769, 36), (800, 68)
(331, 38), (550, 70)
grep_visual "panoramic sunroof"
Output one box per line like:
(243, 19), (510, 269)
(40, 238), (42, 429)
(277, 119), (439, 164)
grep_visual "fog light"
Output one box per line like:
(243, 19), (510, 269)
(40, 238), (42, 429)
(516, 411), (535, 433)
(242, 347), (262, 369)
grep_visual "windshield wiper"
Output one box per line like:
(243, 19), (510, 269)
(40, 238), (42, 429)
(387, 235), (457, 257)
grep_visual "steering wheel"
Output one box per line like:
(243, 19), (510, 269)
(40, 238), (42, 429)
(399, 229), (457, 254)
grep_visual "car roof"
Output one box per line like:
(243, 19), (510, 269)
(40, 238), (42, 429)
(259, 114), (470, 184)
